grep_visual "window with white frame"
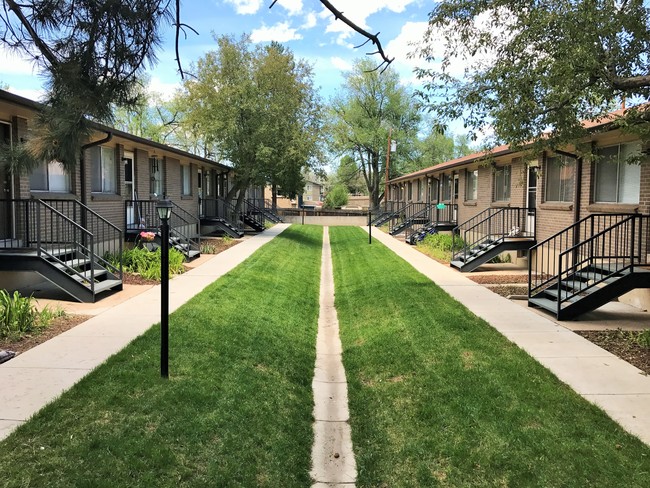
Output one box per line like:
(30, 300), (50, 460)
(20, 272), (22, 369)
(545, 156), (575, 202)
(594, 142), (641, 204)
(493, 165), (511, 201)
(91, 146), (116, 193)
(418, 179), (425, 201)
(150, 157), (164, 196)
(30, 161), (71, 192)
(181, 165), (191, 196)
(465, 169), (478, 200)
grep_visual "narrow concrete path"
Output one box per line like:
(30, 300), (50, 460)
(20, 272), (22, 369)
(311, 227), (357, 487)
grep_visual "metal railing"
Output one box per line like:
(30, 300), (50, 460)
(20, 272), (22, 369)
(403, 203), (458, 243)
(452, 207), (534, 262)
(124, 199), (200, 258)
(242, 198), (266, 229)
(373, 201), (407, 226)
(389, 202), (430, 234)
(0, 198), (123, 287)
(528, 214), (647, 312)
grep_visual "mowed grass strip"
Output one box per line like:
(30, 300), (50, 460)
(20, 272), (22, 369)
(0, 225), (323, 488)
(329, 226), (650, 487)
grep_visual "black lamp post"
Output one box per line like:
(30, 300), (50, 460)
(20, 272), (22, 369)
(156, 199), (172, 378)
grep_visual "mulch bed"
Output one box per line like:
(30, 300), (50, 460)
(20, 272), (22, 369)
(575, 330), (650, 375)
(0, 314), (92, 355)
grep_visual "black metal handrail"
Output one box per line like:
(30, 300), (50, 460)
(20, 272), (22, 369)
(373, 201), (408, 226)
(452, 207), (534, 262)
(216, 197), (244, 230)
(1, 199), (123, 289)
(242, 198), (267, 229)
(403, 203), (458, 243)
(389, 203), (430, 234)
(246, 198), (282, 223)
(528, 213), (634, 298)
(170, 201), (200, 257)
(37, 199), (122, 280)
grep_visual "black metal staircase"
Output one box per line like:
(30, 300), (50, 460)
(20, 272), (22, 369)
(450, 207), (535, 272)
(241, 198), (266, 232)
(405, 204), (458, 244)
(389, 203), (431, 235)
(528, 214), (650, 320)
(0, 199), (123, 302)
(373, 202), (405, 227)
(201, 198), (244, 238)
(250, 198), (283, 223)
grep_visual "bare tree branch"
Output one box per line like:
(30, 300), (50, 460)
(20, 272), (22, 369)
(268, 0), (393, 72)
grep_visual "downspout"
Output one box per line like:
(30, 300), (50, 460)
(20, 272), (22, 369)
(80, 131), (113, 206)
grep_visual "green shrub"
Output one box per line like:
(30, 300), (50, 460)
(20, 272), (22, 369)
(416, 233), (466, 262)
(324, 184), (349, 209)
(0, 291), (64, 340)
(107, 247), (185, 281)
(636, 329), (650, 349)
(0, 290), (38, 339)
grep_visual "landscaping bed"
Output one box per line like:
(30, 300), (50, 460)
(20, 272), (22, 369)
(0, 313), (91, 354)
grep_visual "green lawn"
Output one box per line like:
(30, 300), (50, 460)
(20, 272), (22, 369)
(329, 226), (650, 487)
(3, 224), (650, 487)
(0, 225), (323, 488)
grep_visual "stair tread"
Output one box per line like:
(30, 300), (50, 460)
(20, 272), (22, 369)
(93, 279), (122, 293)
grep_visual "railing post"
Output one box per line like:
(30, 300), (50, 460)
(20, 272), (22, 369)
(630, 216), (636, 272)
(557, 254), (563, 318)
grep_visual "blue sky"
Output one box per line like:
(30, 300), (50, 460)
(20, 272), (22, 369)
(0, 0), (436, 104)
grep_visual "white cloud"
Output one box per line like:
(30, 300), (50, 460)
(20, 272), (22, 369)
(330, 56), (352, 72)
(5, 86), (45, 102)
(147, 77), (181, 102)
(302, 11), (317, 29)
(0, 45), (40, 76)
(224, 0), (263, 15)
(250, 22), (302, 42)
(276, 0), (303, 16)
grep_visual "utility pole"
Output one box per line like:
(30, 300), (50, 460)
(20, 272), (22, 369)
(384, 128), (392, 212)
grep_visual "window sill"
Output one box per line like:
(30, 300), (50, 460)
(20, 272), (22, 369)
(181, 195), (193, 200)
(463, 201), (477, 206)
(540, 202), (573, 211)
(588, 203), (639, 213)
(91, 193), (121, 201)
(490, 201), (511, 208)
(30, 191), (76, 199)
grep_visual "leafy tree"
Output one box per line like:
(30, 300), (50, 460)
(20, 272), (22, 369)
(178, 35), (323, 209)
(415, 0), (650, 152)
(324, 184), (349, 209)
(331, 155), (367, 195)
(405, 129), (475, 173)
(328, 59), (421, 210)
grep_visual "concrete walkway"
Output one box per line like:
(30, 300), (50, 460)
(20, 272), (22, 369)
(311, 227), (356, 487)
(0, 224), (291, 441)
(369, 228), (650, 446)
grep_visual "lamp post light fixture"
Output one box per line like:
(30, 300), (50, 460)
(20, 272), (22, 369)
(156, 199), (172, 378)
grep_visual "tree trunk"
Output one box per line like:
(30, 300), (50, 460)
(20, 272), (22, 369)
(272, 183), (278, 211)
